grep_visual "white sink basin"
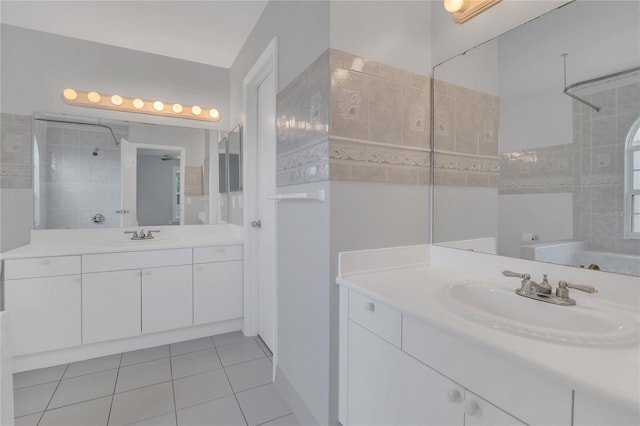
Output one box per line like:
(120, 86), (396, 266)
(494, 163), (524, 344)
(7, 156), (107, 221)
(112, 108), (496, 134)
(439, 281), (639, 346)
(99, 237), (179, 246)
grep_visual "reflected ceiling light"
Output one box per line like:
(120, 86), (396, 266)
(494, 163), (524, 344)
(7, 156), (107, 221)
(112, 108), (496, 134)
(444, 0), (501, 24)
(62, 88), (78, 101)
(60, 88), (221, 123)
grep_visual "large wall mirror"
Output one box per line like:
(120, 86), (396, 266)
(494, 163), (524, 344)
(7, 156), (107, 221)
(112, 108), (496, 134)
(432, 0), (640, 277)
(33, 112), (242, 229)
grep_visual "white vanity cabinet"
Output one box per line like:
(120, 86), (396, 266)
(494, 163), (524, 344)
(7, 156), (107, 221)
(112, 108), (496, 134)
(342, 288), (534, 426)
(82, 249), (193, 337)
(3, 256), (82, 356)
(192, 245), (243, 325)
(82, 270), (141, 344)
(142, 265), (192, 333)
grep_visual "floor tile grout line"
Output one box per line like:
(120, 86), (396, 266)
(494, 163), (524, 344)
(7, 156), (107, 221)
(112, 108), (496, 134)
(36, 363), (70, 425)
(255, 411), (295, 426)
(215, 344), (250, 426)
(113, 378), (174, 396)
(169, 347), (179, 426)
(105, 353), (122, 426)
(13, 378), (63, 392)
(223, 354), (269, 371)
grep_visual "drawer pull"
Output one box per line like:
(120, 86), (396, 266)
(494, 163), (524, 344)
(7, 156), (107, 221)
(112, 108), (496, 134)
(463, 400), (479, 416)
(40, 259), (51, 266)
(446, 389), (461, 403)
(364, 302), (375, 312)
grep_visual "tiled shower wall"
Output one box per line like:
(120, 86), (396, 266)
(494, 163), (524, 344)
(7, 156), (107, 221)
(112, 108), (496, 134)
(34, 121), (127, 229)
(0, 113), (33, 189)
(572, 74), (640, 255)
(276, 49), (431, 186)
(432, 80), (500, 187)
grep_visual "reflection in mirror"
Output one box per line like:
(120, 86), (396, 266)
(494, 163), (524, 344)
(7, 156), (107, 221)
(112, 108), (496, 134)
(432, 0), (640, 277)
(33, 112), (223, 228)
(217, 125), (243, 226)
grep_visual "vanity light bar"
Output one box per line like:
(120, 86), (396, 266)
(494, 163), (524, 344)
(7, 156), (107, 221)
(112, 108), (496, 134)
(61, 88), (221, 123)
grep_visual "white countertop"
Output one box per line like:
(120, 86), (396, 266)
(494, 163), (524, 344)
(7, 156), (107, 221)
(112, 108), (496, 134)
(336, 245), (640, 414)
(1, 224), (243, 259)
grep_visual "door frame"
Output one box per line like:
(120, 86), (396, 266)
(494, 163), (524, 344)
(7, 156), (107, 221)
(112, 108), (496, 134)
(242, 37), (278, 359)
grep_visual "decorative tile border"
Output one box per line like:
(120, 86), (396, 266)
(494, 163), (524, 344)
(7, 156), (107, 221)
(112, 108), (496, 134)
(498, 144), (573, 194)
(276, 140), (329, 187)
(433, 151), (499, 188)
(329, 137), (430, 185)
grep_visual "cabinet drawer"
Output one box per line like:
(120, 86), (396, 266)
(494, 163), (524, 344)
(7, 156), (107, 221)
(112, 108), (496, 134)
(83, 248), (192, 273)
(4, 256), (81, 279)
(349, 290), (401, 348)
(193, 245), (243, 264)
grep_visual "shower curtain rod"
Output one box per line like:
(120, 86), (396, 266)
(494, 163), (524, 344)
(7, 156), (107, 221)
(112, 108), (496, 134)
(562, 53), (640, 113)
(34, 115), (121, 146)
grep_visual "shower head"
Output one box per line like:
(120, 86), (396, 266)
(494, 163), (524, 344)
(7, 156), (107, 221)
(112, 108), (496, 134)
(92, 147), (99, 157)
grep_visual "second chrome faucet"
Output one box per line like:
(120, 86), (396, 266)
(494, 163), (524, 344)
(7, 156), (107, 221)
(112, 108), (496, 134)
(502, 270), (597, 306)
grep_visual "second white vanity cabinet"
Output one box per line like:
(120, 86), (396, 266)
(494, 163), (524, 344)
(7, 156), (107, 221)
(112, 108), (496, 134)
(343, 288), (551, 426)
(193, 245), (243, 325)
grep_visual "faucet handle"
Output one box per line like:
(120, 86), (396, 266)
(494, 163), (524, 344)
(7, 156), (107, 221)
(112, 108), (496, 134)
(124, 230), (139, 239)
(502, 270), (531, 280)
(558, 280), (598, 294)
(145, 230), (161, 238)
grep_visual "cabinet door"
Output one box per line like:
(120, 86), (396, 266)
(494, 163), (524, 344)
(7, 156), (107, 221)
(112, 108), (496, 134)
(348, 321), (463, 426)
(83, 270), (141, 344)
(142, 265), (192, 333)
(193, 260), (243, 325)
(5, 275), (81, 355)
(463, 390), (525, 426)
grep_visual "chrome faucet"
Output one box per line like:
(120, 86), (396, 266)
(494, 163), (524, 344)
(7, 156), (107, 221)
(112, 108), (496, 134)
(502, 270), (597, 306)
(124, 229), (160, 240)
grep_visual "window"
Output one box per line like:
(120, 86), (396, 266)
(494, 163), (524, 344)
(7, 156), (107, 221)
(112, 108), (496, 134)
(625, 117), (640, 238)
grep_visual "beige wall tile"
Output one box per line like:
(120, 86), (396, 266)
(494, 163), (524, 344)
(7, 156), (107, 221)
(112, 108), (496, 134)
(454, 100), (478, 154)
(434, 94), (455, 152)
(378, 63), (404, 83)
(418, 169), (430, 185)
(402, 86), (430, 149)
(330, 66), (369, 140)
(466, 173), (490, 187)
(352, 164), (386, 182)
(369, 77), (402, 144)
(403, 71), (430, 91)
(387, 166), (418, 184)
(440, 171), (466, 186)
(477, 104), (499, 156)
(329, 161), (353, 180)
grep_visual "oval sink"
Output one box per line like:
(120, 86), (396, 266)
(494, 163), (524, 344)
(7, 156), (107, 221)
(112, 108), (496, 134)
(99, 237), (179, 246)
(438, 281), (639, 346)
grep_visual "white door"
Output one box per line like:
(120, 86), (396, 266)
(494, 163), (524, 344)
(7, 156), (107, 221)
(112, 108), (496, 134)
(256, 70), (276, 351)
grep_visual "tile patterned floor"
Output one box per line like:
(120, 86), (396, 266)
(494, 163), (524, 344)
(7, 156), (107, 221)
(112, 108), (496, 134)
(13, 332), (299, 426)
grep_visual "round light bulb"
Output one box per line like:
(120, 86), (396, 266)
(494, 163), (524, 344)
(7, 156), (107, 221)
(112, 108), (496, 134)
(111, 95), (123, 106)
(62, 88), (78, 101)
(192, 105), (202, 116)
(172, 103), (183, 114)
(153, 101), (164, 111)
(87, 91), (101, 103)
(133, 98), (144, 109)
(444, 0), (464, 13)
(209, 109), (220, 120)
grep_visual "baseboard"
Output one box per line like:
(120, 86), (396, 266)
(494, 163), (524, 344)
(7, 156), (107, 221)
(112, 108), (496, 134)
(274, 366), (320, 426)
(13, 319), (242, 373)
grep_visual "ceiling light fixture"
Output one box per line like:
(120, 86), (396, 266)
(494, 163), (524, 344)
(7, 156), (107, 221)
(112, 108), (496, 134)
(444, 0), (502, 24)
(61, 88), (221, 123)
